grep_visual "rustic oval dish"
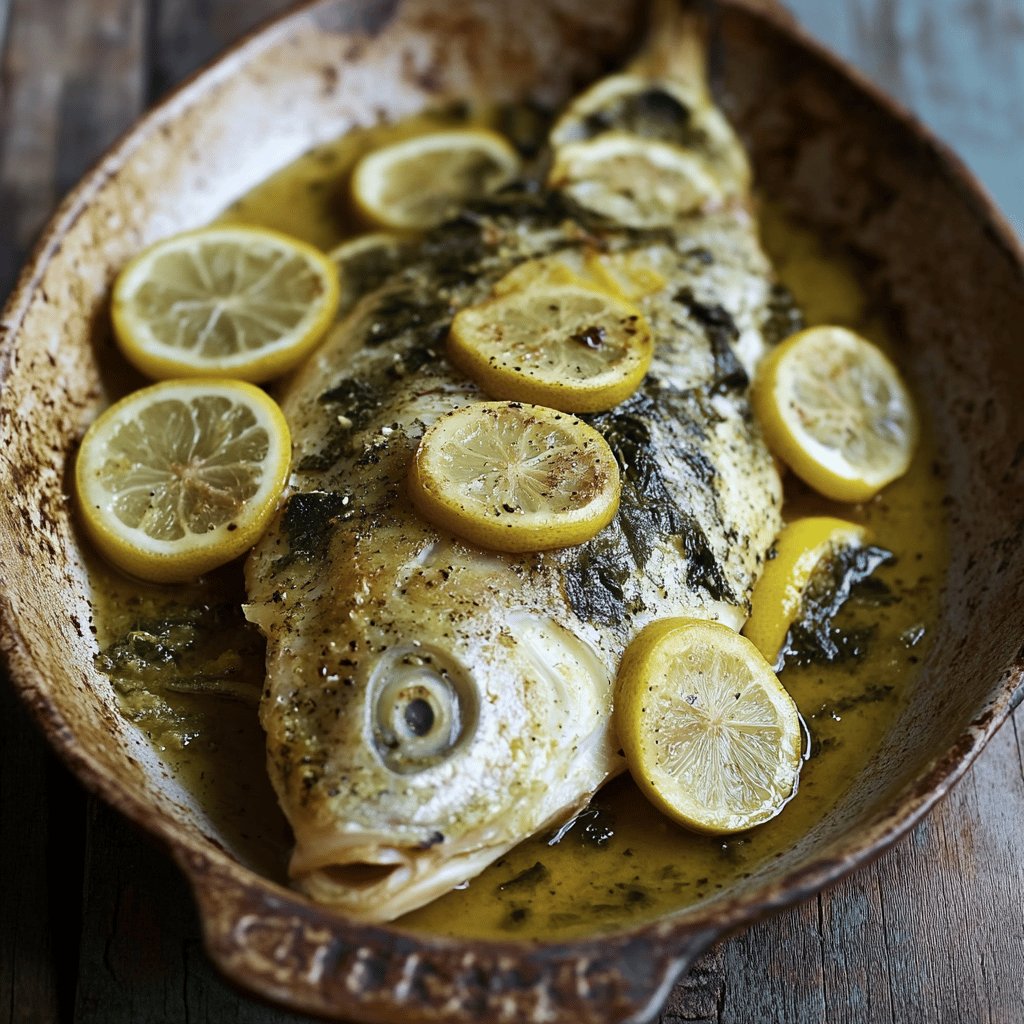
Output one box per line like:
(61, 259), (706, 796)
(2, 1), (1022, 1021)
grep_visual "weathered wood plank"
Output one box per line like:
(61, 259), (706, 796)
(146, 0), (288, 101)
(73, 802), (323, 1024)
(0, 0), (12, 72)
(0, 686), (82, 1024)
(0, 1), (145, 1020)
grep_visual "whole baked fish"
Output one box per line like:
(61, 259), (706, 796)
(245, 11), (789, 921)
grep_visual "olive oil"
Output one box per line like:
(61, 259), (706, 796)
(90, 114), (947, 941)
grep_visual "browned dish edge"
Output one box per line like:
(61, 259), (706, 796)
(1, 0), (1022, 1021)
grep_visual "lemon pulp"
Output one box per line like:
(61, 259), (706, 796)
(448, 283), (653, 413)
(75, 379), (291, 582)
(112, 226), (339, 383)
(753, 325), (918, 502)
(616, 618), (803, 835)
(408, 401), (620, 553)
(350, 128), (521, 231)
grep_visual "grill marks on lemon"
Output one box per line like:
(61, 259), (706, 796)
(449, 283), (653, 413)
(754, 326), (918, 502)
(112, 226), (340, 383)
(408, 402), (620, 553)
(616, 619), (803, 835)
(350, 129), (521, 231)
(76, 380), (291, 582)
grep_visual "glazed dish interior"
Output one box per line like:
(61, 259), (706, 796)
(2, 0), (1022, 958)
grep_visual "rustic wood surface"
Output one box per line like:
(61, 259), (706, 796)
(1, 1), (1022, 1022)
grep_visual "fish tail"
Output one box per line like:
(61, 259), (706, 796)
(628, 0), (710, 98)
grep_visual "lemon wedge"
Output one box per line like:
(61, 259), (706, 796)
(350, 129), (521, 231)
(408, 401), (620, 553)
(112, 226), (340, 383)
(76, 379), (291, 582)
(743, 517), (869, 667)
(753, 326), (918, 502)
(616, 618), (803, 835)
(549, 133), (721, 228)
(448, 284), (653, 413)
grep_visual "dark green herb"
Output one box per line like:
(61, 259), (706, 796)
(566, 385), (733, 625)
(576, 88), (705, 149)
(761, 282), (805, 347)
(673, 286), (748, 393)
(497, 861), (550, 891)
(96, 603), (265, 744)
(781, 545), (894, 668)
(280, 491), (354, 561)
(496, 100), (554, 157)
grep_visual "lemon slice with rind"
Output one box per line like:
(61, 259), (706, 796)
(582, 250), (667, 302)
(408, 401), (620, 553)
(616, 618), (803, 835)
(76, 379), (291, 582)
(743, 517), (869, 667)
(549, 133), (722, 228)
(329, 232), (409, 314)
(112, 226), (340, 383)
(350, 129), (521, 231)
(492, 251), (666, 305)
(448, 284), (653, 414)
(490, 254), (592, 297)
(753, 326), (918, 502)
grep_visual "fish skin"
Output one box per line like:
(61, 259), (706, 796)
(245, 32), (787, 922)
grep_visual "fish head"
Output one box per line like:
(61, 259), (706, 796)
(273, 533), (620, 921)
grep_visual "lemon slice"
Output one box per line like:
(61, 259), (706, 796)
(616, 618), (803, 834)
(329, 232), (407, 313)
(408, 401), (620, 553)
(743, 517), (869, 667)
(549, 133), (721, 228)
(112, 226), (340, 383)
(350, 129), (521, 231)
(492, 251), (665, 306)
(582, 250), (667, 302)
(753, 326), (918, 502)
(76, 379), (291, 582)
(448, 284), (653, 413)
(490, 254), (592, 297)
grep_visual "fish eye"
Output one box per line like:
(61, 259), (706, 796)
(368, 649), (477, 773)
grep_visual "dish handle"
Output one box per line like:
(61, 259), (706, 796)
(180, 849), (719, 1024)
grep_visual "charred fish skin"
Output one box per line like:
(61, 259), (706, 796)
(245, 17), (787, 922)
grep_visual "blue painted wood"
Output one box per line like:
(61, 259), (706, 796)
(786, 0), (1024, 237)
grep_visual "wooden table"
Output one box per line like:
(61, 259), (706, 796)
(2, 2), (1022, 1021)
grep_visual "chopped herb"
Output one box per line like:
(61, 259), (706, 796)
(497, 861), (550, 891)
(781, 545), (894, 667)
(673, 286), (748, 393)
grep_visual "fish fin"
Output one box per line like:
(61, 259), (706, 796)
(628, 0), (710, 100)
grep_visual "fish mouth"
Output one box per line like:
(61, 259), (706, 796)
(291, 837), (514, 922)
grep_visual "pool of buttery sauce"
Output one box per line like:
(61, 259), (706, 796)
(89, 112), (947, 941)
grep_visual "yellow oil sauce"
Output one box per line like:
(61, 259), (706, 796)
(90, 116), (947, 942)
